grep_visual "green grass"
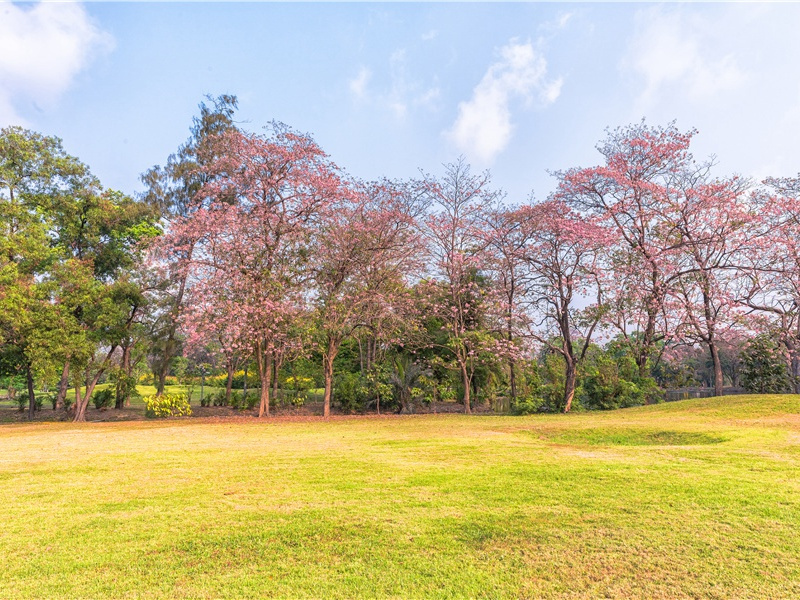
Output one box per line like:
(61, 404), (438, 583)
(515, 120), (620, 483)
(0, 394), (799, 598)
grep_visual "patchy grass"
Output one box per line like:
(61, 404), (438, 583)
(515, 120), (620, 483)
(0, 394), (798, 598)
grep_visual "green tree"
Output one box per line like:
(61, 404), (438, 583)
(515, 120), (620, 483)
(141, 94), (239, 395)
(741, 335), (791, 394)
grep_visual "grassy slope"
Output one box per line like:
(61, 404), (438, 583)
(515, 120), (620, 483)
(0, 395), (798, 599)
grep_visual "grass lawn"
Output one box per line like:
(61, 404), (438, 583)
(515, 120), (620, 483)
(0, 394), (798, 598)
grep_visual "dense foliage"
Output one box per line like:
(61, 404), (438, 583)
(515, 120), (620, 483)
(3, 98), (800, 419)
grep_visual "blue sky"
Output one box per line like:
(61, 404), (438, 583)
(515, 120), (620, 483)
(3, 2), (800, 203)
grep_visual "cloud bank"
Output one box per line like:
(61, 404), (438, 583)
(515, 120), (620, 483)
(0, 2), (113, 126)
(447, 40), (562, 164)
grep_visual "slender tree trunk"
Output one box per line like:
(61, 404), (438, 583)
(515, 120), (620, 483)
(225, 362), (234, 405)
(74, 374), (101, 422)
(460, 361), (471, 415)
(115, 345), (131, 409)
(156, 358), (169, 396)
(272, 357), (279, 406)
(322, 336), (339, 418)
(563, 361), (577, 413)
(75, 379), (103, 421)
(55, 361), (69, 410)
(74, 384), (86, 422)
(256, 343), (272, 418)
(508, 359), (517, 405)
(709, 342), (724, 397)
(26, 364), (36, 421)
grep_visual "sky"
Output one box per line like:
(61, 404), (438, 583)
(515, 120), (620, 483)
(2, 2), (800, 203)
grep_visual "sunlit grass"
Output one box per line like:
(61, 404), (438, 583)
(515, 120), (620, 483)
(0, 394), (798, 598)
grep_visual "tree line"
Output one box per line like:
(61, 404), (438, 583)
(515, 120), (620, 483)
(2, 95), (799, 421)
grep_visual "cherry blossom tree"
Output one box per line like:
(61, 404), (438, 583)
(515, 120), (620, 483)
(556, 122), (703, 378)
(312, 180), (421, 417)
(478, 203), (536, 402)
(416, 158), (504, 413)
(182, 123), (343, 417)
(670, 176), (755, 396)
(736, 175), (800, 390)
(513, 200), (610, 412)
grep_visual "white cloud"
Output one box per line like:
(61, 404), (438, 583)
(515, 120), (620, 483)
(625, 7), (746, 111)
(422, 29), (438, 41)
(446, 40), (561, 164)
(0, 2), (113, 126)
(349, 67), (371, 100)
(349, 48), (440, 120)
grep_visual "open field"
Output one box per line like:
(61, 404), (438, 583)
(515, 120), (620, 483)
(1, 395), (798, 598)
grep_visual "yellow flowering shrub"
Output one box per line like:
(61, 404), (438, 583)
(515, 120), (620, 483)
(143, 393), (192, 418)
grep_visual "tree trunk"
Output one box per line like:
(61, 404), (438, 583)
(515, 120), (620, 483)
(26, 364), (36, 421)
(73, 349), (116, 422)
(272, 357), (279, 406)
(55, 361), (69, 410)
(256, 343), (272, 418)
(156, 358), (169, 396)
(225, 362), (234, 405)
(563, 361), (577, 413)
(322, 336), (339, 418)
(460, 361), (471, 415)
(508, 358), (517, 404)
(115, 345), (131, 409)
(74, 384), (87, 422)
(709, 342), (724, 397)
(323, 356), (334, 418)
(74, 374), (101, 423)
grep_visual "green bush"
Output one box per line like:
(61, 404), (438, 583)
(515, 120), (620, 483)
(512, 394), (546, 415)
(229, 390), (258, 410)
(15, 393), (44, 412)
(143, 393), (192, 418)
(93, 388), (114, 410)
(335, 372), (366, 413)
(201, 388), (226, 407)
(741, 334), (791, 394)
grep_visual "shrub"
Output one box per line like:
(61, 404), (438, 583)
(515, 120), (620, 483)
(143, 394), (192, 418)
(741, 334), (791, 394)
(15, 393), (43, 412)
(335, 372), (366, 413)
(512, 394), (546, 415)
(229, 390), (258, 410)
(92, 388), (114, 410)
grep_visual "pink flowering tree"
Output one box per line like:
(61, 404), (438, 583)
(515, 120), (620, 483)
(669, 177), (755, 396)
(477, 203), (537, 402)
(555, 122), (704, 377)
(176, 123), (343, 417)
(416, 158), (513, 413)
(735, 175), (800, 390)
(512, 200), (610, 412)
(311, 180), (421, 417)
